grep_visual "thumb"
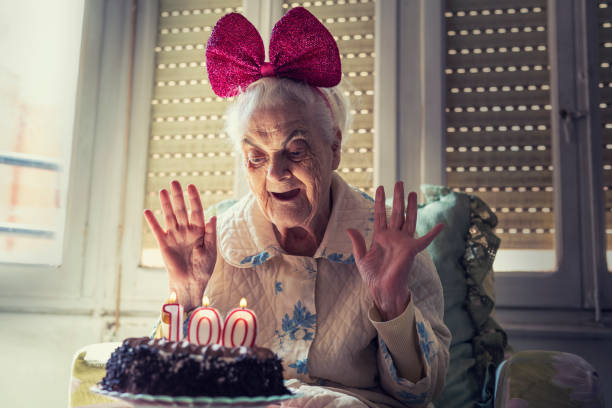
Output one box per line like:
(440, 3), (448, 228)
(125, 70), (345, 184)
(346, 228), (367, 261)
(415, 222), (445, 252)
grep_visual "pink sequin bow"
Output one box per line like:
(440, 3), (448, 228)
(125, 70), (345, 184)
(205, 7), (341, 98)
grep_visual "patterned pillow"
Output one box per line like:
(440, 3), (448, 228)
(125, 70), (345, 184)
(416, 185), (507, 408)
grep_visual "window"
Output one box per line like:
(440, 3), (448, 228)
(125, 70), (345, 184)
(599, 2), (612, 271)
(140, 1), (243, 267)
(0, 0), (109, 311)
(0, 0), (85, 265)
(117, 0), (381, 309)
(444, 2), (554, 272)
(444, 0), (612, 310)
(138, 0), (376, 268)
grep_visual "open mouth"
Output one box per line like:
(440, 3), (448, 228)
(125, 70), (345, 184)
(271, 189), (301, 201)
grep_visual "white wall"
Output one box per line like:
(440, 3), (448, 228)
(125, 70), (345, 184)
(0, 312), (157, 407)
(0, 314), (101, 407)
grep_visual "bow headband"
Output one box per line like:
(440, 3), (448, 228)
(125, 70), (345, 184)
(205, 7), (342, 98)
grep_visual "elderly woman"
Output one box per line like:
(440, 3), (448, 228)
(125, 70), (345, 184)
(144, 8), (450, 408)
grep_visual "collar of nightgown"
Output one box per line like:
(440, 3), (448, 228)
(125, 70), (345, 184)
(216, 172), (376, 268)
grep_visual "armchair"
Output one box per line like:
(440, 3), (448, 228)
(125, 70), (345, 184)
(416, 185), (604, 408)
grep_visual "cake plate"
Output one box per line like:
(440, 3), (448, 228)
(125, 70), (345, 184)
(90, 385), (302, 408)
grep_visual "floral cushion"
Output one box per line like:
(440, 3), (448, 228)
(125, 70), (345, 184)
(495, 350), (604, 408)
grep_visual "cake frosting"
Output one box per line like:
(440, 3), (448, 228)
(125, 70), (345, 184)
(99, 337), (290, 397)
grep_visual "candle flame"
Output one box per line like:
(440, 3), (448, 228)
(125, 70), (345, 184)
(202, 295), (210, 307)
(239, 297), (247, 308)
(169, 291), (177, 303)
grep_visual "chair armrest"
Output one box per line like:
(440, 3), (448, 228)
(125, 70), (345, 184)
(494, 350), (604, 408)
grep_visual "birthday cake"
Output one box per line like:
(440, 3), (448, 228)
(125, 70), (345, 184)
(99, 337), (290, 397)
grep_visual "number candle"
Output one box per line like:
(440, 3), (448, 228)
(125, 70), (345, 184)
(222, 297), (257, 347)
(187, 295), (223, 345)
(162, 291), (184, 342)
(161, 293), (172, 324)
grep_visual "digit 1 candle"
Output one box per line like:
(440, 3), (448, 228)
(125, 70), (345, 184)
(187, 295), (223, 345)
(162, 291), (184, 342)
(222, 297), (257, 347)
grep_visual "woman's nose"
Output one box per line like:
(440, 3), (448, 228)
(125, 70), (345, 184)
(267, 155), (290, 181)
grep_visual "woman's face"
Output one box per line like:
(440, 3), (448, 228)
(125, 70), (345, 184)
(241, 104), (341, 232)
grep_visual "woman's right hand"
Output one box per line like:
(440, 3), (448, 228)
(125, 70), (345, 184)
(144, 180), (217, 312)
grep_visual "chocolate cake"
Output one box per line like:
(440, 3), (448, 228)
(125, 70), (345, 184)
(99, 337), (290, 397)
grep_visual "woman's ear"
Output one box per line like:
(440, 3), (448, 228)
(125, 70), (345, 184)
(331, 129), (342, 170)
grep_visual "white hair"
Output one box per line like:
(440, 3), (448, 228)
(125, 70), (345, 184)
(224, 77), (352, 149)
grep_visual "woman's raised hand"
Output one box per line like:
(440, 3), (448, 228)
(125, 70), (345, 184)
(144, 181), (217, 312)
(347, 182), (444, 321)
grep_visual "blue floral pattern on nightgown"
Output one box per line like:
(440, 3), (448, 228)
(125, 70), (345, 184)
(240, 250), (270, 266)
(275, 300), (316, 350)
(397, 391), (428, 406)
(289, 359), (309, 374)
(324, 250), (355, 264)
(417, 321), (434, 366)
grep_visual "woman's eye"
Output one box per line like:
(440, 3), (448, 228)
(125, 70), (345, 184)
(288, 150), (305, 161)
(247, 156), (266, 167)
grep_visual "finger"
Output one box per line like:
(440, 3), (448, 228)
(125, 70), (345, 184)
(414, 223), (445, 252)
(171, 180), (189, 226)
(160, 188), (178, 230)
(373, 185), (387, 235)
(144, 209), (167, 248)
(187, 184), (205, 228)
(346, 228), (367, 261)
(389, 181), (405, 230)
(204, 216), (217, 250)
(403, 192), (418, 236)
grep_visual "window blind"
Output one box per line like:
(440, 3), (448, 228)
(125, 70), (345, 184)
(598, 1), (612, 252)
(283, 0), (375, 195)
(445, 0), (553, 252)
(141, 0), (242, 266)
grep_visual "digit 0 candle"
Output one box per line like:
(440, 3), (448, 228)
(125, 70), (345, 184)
(187, 295), (223, 345)
(162, 291), (184, 342)
(222, 297), (257, 347)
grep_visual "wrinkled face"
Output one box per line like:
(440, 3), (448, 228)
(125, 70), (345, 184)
(241, 104), (341, 232)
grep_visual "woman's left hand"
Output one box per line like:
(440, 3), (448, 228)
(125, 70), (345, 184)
(347, 182), (444, 321)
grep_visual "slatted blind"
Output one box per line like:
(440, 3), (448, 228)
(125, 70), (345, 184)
(283, 0), (375, 195)
(445, 0), (553, 251)
(598, 1), (612, 253)
(141, 0), (242, 266)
